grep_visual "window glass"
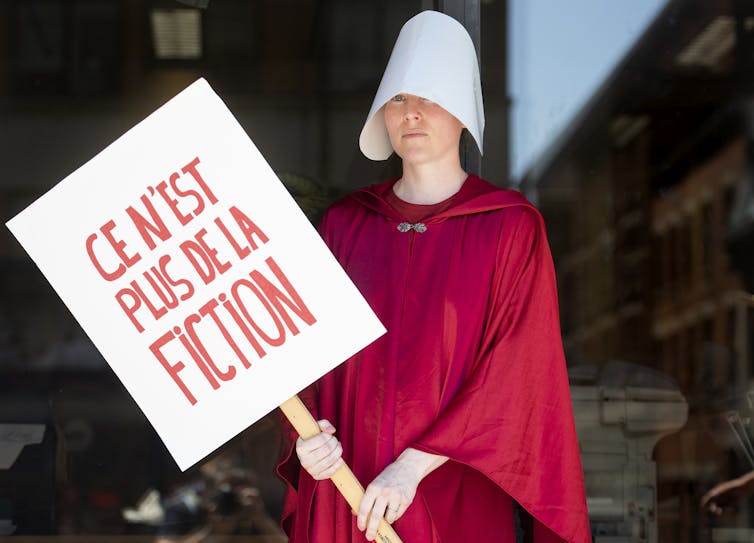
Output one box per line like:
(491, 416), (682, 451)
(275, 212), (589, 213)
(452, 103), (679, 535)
(1, 1), (431, 538)
(12, 1), (754, 541)
(514, 1), (754, 541)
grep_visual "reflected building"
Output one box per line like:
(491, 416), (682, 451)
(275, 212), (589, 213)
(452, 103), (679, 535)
(520, 0), (754, 541)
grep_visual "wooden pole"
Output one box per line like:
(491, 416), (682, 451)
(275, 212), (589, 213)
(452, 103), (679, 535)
(279, 395), (403, 543)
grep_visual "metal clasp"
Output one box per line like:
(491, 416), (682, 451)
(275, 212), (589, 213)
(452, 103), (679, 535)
(397, 222), (427, 233)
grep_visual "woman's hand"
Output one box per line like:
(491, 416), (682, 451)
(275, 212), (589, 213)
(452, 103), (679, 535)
(295, 419), (344, 480)
(701, 470), (754, 516)
(357, 448), (448, 541)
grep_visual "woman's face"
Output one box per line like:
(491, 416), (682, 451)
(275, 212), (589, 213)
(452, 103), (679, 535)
(383, 93), (464, 165)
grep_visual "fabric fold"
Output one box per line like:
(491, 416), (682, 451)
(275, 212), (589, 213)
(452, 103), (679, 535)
(276, 175), (590, 543)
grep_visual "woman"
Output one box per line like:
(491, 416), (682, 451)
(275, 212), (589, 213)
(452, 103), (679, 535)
(277, 11), (590, 543)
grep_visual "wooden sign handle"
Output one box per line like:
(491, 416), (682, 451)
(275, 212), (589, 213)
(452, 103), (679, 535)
(279, 395), (403, 543)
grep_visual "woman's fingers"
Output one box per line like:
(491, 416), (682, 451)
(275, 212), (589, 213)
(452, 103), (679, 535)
(297, 434), (338, 469)
(366, 493), (389, 540)
(308, 441), (344, 480)
(295, 420), (343, 480)
(385, 499), (406, 524)
(358, 483), (407, 540)
(317, 419), (336, 434)
(357, 483), (380, 533)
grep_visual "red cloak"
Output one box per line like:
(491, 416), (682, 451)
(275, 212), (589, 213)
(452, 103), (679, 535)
(277, 175), (590, 543)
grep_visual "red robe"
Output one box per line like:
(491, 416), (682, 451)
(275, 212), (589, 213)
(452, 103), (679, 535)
(277, 175), (590, 543)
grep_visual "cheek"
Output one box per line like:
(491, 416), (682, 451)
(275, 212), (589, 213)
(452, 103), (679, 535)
(383, 107), (400, 129)
(437, 120), (463, 147)
(384, 111), (403, 143)
(428, 109), (462, 136)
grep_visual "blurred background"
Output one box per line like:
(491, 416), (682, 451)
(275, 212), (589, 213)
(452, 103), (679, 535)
(2, 0), (754, 541)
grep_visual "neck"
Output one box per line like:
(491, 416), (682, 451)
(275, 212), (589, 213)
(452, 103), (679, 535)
(394, 159), (468, 205)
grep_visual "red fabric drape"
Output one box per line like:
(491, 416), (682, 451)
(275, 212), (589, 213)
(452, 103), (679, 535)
(277, 175), (590, 543)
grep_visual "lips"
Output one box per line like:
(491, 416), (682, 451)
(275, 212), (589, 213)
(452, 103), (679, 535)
(402, 131), (427, 138)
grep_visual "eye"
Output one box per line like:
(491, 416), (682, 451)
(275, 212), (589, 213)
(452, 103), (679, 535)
(391, 94), (406, 102)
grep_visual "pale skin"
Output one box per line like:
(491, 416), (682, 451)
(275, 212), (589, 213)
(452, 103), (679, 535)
(296, 93), (467, 541)
(700, 470), (754, 516)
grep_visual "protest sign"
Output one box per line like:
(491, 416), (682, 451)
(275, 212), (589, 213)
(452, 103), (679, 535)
(6, 78), (386, 471)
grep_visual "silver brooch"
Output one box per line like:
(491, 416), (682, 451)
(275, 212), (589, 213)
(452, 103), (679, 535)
(397, 222), (427, 233)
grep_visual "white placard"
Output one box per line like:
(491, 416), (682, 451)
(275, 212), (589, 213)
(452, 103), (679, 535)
(6, 78), (385, 471)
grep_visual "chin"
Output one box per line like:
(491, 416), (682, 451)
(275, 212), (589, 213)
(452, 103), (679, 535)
(395, 147), (432, 163)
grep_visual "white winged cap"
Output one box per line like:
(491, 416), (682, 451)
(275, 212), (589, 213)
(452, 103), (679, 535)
(359, 10), (485, 161)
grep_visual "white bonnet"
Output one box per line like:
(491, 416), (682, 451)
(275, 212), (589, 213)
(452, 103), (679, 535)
(358, 10), (484, 161)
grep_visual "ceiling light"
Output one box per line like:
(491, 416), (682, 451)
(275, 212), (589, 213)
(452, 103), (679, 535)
(150, 9), (202, 60)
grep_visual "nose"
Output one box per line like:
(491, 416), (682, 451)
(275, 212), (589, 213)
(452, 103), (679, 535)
(402, 96), (423, 122)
